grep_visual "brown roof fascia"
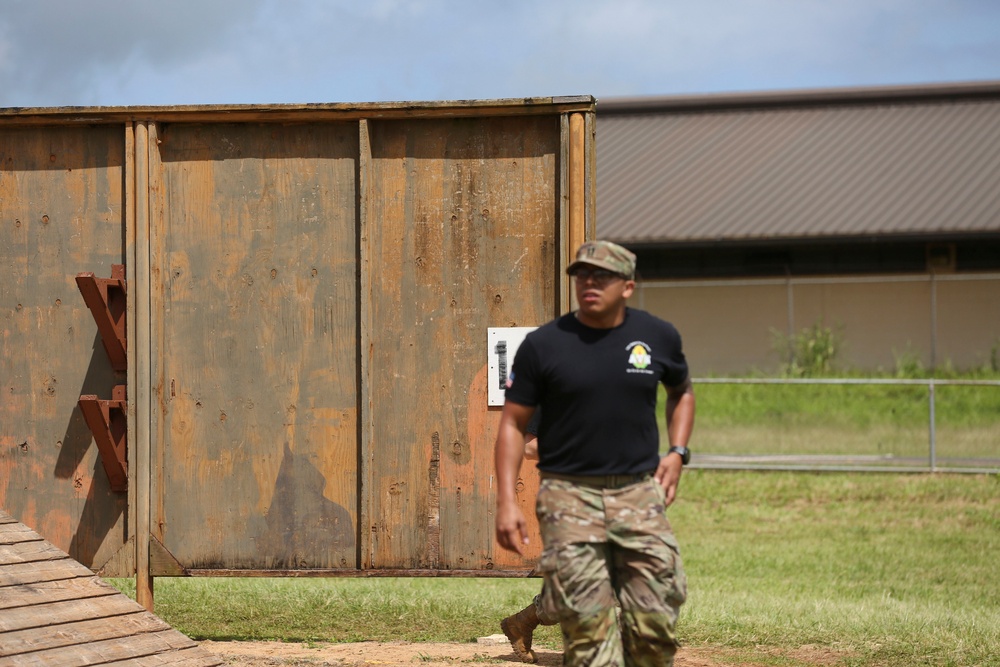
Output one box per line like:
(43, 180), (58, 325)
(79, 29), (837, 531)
(622, 230), (1000, 251)
(0, 95), (596, 126)
(597, 80), (1000, 115)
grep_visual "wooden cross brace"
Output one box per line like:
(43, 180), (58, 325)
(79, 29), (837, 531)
(75, 264), (127, 372)
(78, 385), (128, 492)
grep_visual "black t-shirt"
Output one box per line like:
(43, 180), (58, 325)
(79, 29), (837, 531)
(505, 308), (689, 475)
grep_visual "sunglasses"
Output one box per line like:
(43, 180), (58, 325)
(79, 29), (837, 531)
(571, 267), (625, 283)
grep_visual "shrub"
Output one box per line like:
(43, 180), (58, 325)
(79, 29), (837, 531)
(892, 347), (926, 378)
(771, 322), (843, 377)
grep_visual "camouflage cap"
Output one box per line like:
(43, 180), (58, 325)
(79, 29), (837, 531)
(567, 240), (636, 279)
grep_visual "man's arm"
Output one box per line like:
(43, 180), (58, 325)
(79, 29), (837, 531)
(654, 378), (695, 506)
(494, 401), (536, 554)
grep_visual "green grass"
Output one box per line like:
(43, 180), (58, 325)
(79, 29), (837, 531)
(109, 471), (1000, 667)
(672, 471), (1000, 666)
(112, 575), (553, 644)
(657, 380), (1000, 464)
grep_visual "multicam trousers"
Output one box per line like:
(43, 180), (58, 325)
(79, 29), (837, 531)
(535, 475), (687, 667)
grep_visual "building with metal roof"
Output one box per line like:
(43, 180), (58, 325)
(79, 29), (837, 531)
(597, 81), (1000, 279)
(595, 82), (1000, 373)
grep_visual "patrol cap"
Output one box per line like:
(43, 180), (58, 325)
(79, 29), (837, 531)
(566, 240), (636, 280)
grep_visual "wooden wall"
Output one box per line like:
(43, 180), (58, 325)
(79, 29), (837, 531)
(0, 99), (595, 582)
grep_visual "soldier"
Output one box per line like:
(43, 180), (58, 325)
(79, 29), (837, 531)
(495, 240), (695, 666)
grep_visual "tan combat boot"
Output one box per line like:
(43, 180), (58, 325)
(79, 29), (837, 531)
(501, 604), (541, 663)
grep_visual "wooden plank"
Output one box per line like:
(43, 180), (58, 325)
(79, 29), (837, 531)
(569, 112), (586, 264)
(0, 611), (172, 656)
(185, 568), (533, 577)
(0, 561), (93, 586)
(0, 522), (42, 545)
(137, 120), (155, 610)
(124, 119), (139, 585)
(4, 628), (197, 666)
(0, 97), (596, 127)
(358, 118), (375, 570)
(0, 576), (120, 610)
(585, 110), (597, 242)
(0, 540), (74, 564)
(559, 114), (571, 313)
(0, 593), (145, 632)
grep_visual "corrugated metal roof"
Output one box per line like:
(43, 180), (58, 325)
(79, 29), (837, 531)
(596, 81), (1000, 245)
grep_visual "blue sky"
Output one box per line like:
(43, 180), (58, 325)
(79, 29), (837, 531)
(1, 0), (998, 107)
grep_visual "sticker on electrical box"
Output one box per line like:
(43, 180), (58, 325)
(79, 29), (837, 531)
(487, 327), (537, 406)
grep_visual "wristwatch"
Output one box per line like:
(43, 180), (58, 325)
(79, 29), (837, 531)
(667, 446), (691, 465)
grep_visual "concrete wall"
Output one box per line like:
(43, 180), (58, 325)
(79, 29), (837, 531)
(635, 273), (1000, 376)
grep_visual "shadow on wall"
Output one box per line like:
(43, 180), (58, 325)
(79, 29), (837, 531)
(260, 442), (354, 568)
(55, 332), (125, 568)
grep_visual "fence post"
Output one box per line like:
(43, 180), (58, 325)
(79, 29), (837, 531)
(928, 381), (937, 472)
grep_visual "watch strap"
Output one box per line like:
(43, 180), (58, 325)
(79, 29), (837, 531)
(668, 446), (690, 465)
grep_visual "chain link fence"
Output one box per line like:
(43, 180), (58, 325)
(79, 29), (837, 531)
(687, 377), (1000, 474)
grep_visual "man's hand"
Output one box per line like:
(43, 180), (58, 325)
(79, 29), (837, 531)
(654, 452), (684, 506)
(658, 378), (694, 506)
(495, 499), (529, 555)
(494, 401), (536, 554)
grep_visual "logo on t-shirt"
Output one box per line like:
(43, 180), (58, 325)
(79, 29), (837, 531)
(626, 341), (653, 373)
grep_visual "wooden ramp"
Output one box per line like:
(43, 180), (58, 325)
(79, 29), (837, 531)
(0, 509), (222, 666)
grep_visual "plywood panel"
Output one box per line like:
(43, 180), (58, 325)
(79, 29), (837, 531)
(366, 116), (559, 570)
(151, 123), (359, 569)
(0, 124), (128, 568)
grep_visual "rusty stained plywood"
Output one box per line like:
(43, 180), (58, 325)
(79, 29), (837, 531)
(151, 122), (359, 570)
(0, 124), (129, 569)
(366, 115), (559, 571)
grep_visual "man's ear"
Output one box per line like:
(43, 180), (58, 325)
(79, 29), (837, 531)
(622, 279), (636, 298)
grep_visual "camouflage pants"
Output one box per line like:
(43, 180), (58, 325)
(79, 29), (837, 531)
(531, 591), (559, 625)
(535, 476), (687, 667)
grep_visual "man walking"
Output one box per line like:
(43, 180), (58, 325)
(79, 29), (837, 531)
(494, 240), (695, 666)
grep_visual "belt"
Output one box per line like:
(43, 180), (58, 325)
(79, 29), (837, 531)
(540, 470), (656, 489)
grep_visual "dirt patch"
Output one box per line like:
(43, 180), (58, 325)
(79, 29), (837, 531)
(200, 639), (846, 667)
